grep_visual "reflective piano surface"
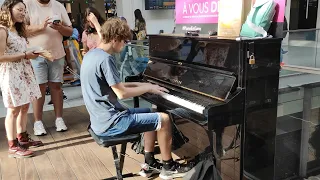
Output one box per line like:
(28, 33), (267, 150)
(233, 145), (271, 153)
(126, 34), (282, 180)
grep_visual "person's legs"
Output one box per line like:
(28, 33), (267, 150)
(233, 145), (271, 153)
(16, 104), (43, 147)
(6, 106), (33, 158)
(30, 57), (49, 136)
(100, 108), (191, 178)
(126, 108), (157, 154)
(16, 104), (29, 134)
(48, 58), (67, 132)
(155, 112), (172, 161)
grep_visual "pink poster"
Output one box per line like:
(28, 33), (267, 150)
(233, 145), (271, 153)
(273, 0), (286, 22)
(175, 0), (219, 24)
(175, 0), (286, 24)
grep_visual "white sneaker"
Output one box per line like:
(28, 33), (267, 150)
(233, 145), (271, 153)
(34, 121), (47, 136)
(55, 118), (67, 132)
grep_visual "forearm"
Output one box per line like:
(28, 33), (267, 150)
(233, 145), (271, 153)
(123, 82), (149, 88)
(58, 25), (73, 37)
(119, 86), (149, 99)
(0, 53), (25, 62)
(26, 25), (44, 36)
(93, 22), (102, 39)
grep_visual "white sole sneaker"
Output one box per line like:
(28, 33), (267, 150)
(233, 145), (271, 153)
(34, 130), (47, 136)
(34, 121), (47, 136)
(56, 127), (68, 132)
(55, 118), (68, 132)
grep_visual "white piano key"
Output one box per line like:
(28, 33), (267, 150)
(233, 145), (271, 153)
(161, 93), (205, 114)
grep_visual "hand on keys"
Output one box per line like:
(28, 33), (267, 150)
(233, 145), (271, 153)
(147, 84), (169, 95)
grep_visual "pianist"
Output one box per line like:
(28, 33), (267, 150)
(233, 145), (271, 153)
(80, 18), (192, 179)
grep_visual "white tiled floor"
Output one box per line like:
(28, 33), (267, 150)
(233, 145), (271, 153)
(0, 85), (84, 118)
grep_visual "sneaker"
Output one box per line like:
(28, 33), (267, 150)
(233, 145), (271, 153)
(139, 160), (162, 178)
(18, 132), (43, 147)
(159, 161), (193, 180)
(56, 118), (67, 132)
(34, 121), (47, 136)
(8, 143), (34, 158)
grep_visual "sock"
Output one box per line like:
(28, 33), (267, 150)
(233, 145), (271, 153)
(144, 152), (155, 165)
(163, 158), (174, 170)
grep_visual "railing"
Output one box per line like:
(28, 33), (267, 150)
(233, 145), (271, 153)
(114, 42), (149, 82)
(281, 28), (320, 74)
(114, 41), (151, 108)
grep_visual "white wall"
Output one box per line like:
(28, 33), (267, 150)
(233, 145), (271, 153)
(117, 0), (175, 34)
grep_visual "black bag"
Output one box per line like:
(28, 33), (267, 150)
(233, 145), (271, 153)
(183, 159), (222, 180)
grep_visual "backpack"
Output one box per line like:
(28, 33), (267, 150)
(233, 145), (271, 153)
(240, 0), (276, 38)
(183, 159), (222, 180)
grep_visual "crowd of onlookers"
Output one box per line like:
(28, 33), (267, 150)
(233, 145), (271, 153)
(0, 0), (148, 158)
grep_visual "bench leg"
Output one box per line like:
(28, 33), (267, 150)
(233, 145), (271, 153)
(111, 146), (123, 180)
(119, 143), (127, 174)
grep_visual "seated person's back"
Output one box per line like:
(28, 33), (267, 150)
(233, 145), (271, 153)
(81, 48), (127, 134)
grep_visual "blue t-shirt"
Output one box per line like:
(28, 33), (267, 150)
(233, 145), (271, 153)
(80, 48), (127, 134)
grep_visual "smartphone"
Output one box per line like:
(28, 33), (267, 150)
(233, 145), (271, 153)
(53, 20), (61, 24)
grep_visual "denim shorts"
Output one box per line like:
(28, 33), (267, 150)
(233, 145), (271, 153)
(30, 56), (65, 84)
(98, 108), (161, 137)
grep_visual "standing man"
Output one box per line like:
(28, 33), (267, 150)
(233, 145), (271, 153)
(24, 0), (73, 135)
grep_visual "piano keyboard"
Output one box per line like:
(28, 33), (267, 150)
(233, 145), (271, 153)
(161, 93), (205, 114)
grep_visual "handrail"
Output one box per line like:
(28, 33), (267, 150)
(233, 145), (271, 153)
(126, 43), (149, 48)
(281, 65), (320, 75)
(130, 40), (149, 43)
(284, 28), (320, 33)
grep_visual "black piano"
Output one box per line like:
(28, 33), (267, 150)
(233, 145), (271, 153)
(126, 34), (282, 180)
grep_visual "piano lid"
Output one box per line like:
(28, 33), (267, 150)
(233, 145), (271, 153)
(143, 58), (236, 101)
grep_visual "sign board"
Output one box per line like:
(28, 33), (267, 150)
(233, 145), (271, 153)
(175, 0), (286, 24)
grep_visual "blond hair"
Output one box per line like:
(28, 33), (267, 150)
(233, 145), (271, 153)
(100, 18), (132, 43)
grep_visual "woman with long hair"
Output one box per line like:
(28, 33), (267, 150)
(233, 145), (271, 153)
(133, 9), (147, 40)
(81, 7), (105, 55)
(133, 9), (147, 58)
(0, 0), (42, 158)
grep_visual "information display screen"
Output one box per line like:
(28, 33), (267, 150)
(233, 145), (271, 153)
(145, 0), (175, 10)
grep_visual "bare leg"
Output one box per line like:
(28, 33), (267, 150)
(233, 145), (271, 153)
(32, 83), (47, 121)
(144, 107), (158, 152)
(5, 107), (21, 140)
(156, 113), (172, 161)
(48, 82), (63, 118)
(144, 131), (157, 152)
(16, 104), (30, 134)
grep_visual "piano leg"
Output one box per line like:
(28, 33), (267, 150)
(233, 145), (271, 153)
(207, 128), (224, 174)
(133, 97), (139, 108)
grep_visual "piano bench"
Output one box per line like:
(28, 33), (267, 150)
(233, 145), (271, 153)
(87, 125), (140, 180)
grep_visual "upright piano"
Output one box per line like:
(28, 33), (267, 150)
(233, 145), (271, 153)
(126, 34), (282, 180)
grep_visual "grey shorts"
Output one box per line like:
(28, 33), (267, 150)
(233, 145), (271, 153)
(31, 56), (65, 84)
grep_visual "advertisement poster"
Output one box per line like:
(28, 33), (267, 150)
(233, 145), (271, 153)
(175, 0), (286, 24)
(175, 0), (219, 24)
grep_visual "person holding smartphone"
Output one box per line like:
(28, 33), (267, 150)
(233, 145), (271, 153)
(23, 0), (73, 136)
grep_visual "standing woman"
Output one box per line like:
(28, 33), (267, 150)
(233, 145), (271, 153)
(81, 7), (104, 56)
(133, 9), (147, 57)
(0, 0), (42, 158)
(133, 9), (147, 41)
